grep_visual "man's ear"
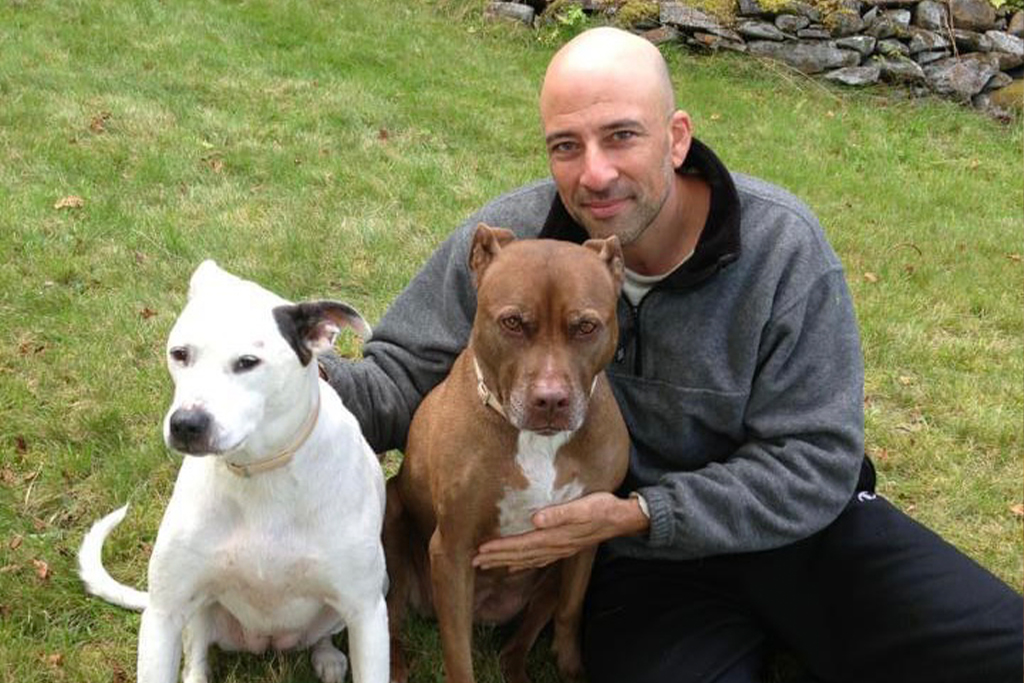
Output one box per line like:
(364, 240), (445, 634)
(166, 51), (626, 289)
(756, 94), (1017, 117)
(582, 235), (625, 293)
(273, 301), (372, 366)
(669, 110), (693, 169)
(469, 223), (516, 288)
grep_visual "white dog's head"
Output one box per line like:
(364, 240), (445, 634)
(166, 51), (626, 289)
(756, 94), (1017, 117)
(162, 260), (370, 458)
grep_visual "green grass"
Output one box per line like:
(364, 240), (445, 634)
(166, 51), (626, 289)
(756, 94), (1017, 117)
(0, 0), (1020, 681)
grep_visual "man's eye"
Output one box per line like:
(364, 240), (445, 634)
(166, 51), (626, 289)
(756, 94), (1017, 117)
(169, 347), (190, 364)
(550, 141), (577, 154)
(234, 356), (262, 373)
(500, 315), (524, 334)
(612, 130), (638, 142)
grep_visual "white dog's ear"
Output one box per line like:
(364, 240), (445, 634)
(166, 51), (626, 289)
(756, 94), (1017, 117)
(273, 301), (372, 366)
(188, 260), (242, 300)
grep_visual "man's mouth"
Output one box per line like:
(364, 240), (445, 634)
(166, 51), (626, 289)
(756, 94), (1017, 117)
(582, 197), (628, 219)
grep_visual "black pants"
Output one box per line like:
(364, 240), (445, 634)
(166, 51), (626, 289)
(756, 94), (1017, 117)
(582, 463), (1023, 683)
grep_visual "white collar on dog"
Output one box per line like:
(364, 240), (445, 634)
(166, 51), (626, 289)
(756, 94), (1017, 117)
(473, 355), (508, 419)
(225, 397), (321, 478)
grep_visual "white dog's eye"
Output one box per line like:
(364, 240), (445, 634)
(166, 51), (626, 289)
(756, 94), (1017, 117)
(169, 347), (190, 364)
(233, 355), (262, 373)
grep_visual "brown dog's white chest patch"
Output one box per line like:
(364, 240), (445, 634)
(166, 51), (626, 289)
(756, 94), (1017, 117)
(497, 431), (584, 536)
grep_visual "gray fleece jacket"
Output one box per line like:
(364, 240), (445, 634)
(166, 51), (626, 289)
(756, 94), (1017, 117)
(321, 139), (865, 561)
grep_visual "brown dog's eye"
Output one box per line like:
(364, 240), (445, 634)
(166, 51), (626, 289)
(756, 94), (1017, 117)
(169, 347), (190, 364)
(575, 320), (598, 336)
(500, 314), (523, 334)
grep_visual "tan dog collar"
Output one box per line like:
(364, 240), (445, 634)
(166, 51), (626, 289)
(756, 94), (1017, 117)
(225, 397), (321, 477)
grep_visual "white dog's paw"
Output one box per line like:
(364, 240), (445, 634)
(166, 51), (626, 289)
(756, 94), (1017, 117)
(312, 639), (349, 683)
(182, 670), (210, 683)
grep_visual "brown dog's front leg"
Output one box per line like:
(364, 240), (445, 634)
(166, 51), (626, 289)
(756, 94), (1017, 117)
(551, 545), (597, 679)
(429, 527), (477, 683)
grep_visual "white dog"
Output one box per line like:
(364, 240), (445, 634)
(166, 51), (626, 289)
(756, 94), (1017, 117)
(78, 260), (389, 683)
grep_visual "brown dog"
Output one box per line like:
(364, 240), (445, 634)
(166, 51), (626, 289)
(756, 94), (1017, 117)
(384, 223), (630, 683)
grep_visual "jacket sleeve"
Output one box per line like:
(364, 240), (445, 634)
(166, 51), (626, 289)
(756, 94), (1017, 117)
(638, 267), (865, 557)
(319, 226), (477, 453)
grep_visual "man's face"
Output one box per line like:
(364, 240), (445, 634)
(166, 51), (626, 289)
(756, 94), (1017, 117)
(541, 76), (683, 246)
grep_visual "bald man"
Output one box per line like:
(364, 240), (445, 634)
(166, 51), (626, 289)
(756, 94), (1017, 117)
(322, 27), (1022, 683)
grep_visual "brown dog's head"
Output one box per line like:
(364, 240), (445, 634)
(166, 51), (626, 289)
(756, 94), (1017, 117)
(468, 223), (623, 434)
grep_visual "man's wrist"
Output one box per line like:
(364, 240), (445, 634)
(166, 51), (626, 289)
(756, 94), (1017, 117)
(623, 492), (651, 536)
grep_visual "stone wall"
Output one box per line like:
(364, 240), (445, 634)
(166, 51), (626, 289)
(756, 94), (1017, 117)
(485, 0), (1023, 118)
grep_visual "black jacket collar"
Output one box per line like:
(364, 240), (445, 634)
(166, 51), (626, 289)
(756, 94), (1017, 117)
(537, 138), (741, 290)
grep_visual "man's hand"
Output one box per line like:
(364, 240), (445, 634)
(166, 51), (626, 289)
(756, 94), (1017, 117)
(472, 492), (649, 573)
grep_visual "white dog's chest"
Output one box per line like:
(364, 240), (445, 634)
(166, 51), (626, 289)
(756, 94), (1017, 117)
(496, 431), (584, 537)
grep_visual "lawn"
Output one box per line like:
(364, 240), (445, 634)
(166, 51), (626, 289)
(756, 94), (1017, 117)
(0, 0), (1020, 681)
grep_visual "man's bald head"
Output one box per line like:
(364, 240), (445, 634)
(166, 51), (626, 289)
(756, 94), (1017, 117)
(540, 27), (676, 121)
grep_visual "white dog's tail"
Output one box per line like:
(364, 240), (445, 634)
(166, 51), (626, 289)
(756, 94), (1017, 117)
(77, 505), (149, 612)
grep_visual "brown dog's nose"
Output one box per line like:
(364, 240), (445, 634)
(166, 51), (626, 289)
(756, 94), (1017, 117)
(530, 381), (570, 416)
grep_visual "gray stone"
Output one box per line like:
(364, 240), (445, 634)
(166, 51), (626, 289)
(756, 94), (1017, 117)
(878, 38), (911, 56)
(660, 2), (723, 33)
(983, 71), (1014, 91)
(924, 53), (1001, 99)
(862, 0), (916, 6)
(907, 27), (949, 54)
(704, 25), (745, 42)
(993, 49), (1024, 70)
(913, 49), (951, 65)
(867, 15), (904, 39)
(1009, 11), (1024, 38)
(798, 26), (833, 39)
(642, 25), (681, 45)
(737, 0), (767, 17)
(882, 9), (912, 27)
(824, 63), (882, 85)
(825, 8), (867, 37)
(985, 30), (1024, 57)
(872, 56), (927, 82)
(781, 1), (822, 22)
(484, 1), (535, 25)
(737, 20), (786, 41)
(949, 0), (998, 32)
(689, 32), (748, 52)
(953, 29), (994, 52)
(836, 35), (877, 55)
(747, 40), (861, 73)
(915, 0), (949, 31)
(776, 14), (811, 33)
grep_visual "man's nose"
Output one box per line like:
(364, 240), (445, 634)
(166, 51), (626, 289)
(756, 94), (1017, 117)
(579, 146), (618, 192)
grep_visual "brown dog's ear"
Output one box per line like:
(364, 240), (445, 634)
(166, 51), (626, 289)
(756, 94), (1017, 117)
(273, 301), (372, 366)
(582, 235), (625, 293)
(469, 223), (516, 287)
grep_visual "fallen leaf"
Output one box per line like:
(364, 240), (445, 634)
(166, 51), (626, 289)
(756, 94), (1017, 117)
(1008, 254), (1022, 262)
(9, 536), (22, 551)
(378, 127), (389, 141)
(43, 653), (63, 667)
(22, 470), (39, 483)
(89, 112), (110, 133)
(968, 158), (980, 170)
(14, 436), (27, 453)
(898, 376), (914, 386)
(0, 467), (15, 486)
(709, 113), (721, 121)
(140, 307), (157, 319)
(1011, 503), (1024, 518)
(32, 559), (50, 581)
(863, 272), (879, 283)
(54, 195), (84, 210)
(134, 251), (149, 265)
(207, 157), (224, 173)
(826, 110), (835, 118)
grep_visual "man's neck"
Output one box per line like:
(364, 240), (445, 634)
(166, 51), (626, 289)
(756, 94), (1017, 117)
(624, 174), (711, 276)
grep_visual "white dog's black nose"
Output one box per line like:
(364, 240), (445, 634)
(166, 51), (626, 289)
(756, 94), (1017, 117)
(169, 408), (212, 452)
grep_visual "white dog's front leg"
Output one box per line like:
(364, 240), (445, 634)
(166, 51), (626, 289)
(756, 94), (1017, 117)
(340, 596), (389, 683)
(138, 607), (184, 683)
